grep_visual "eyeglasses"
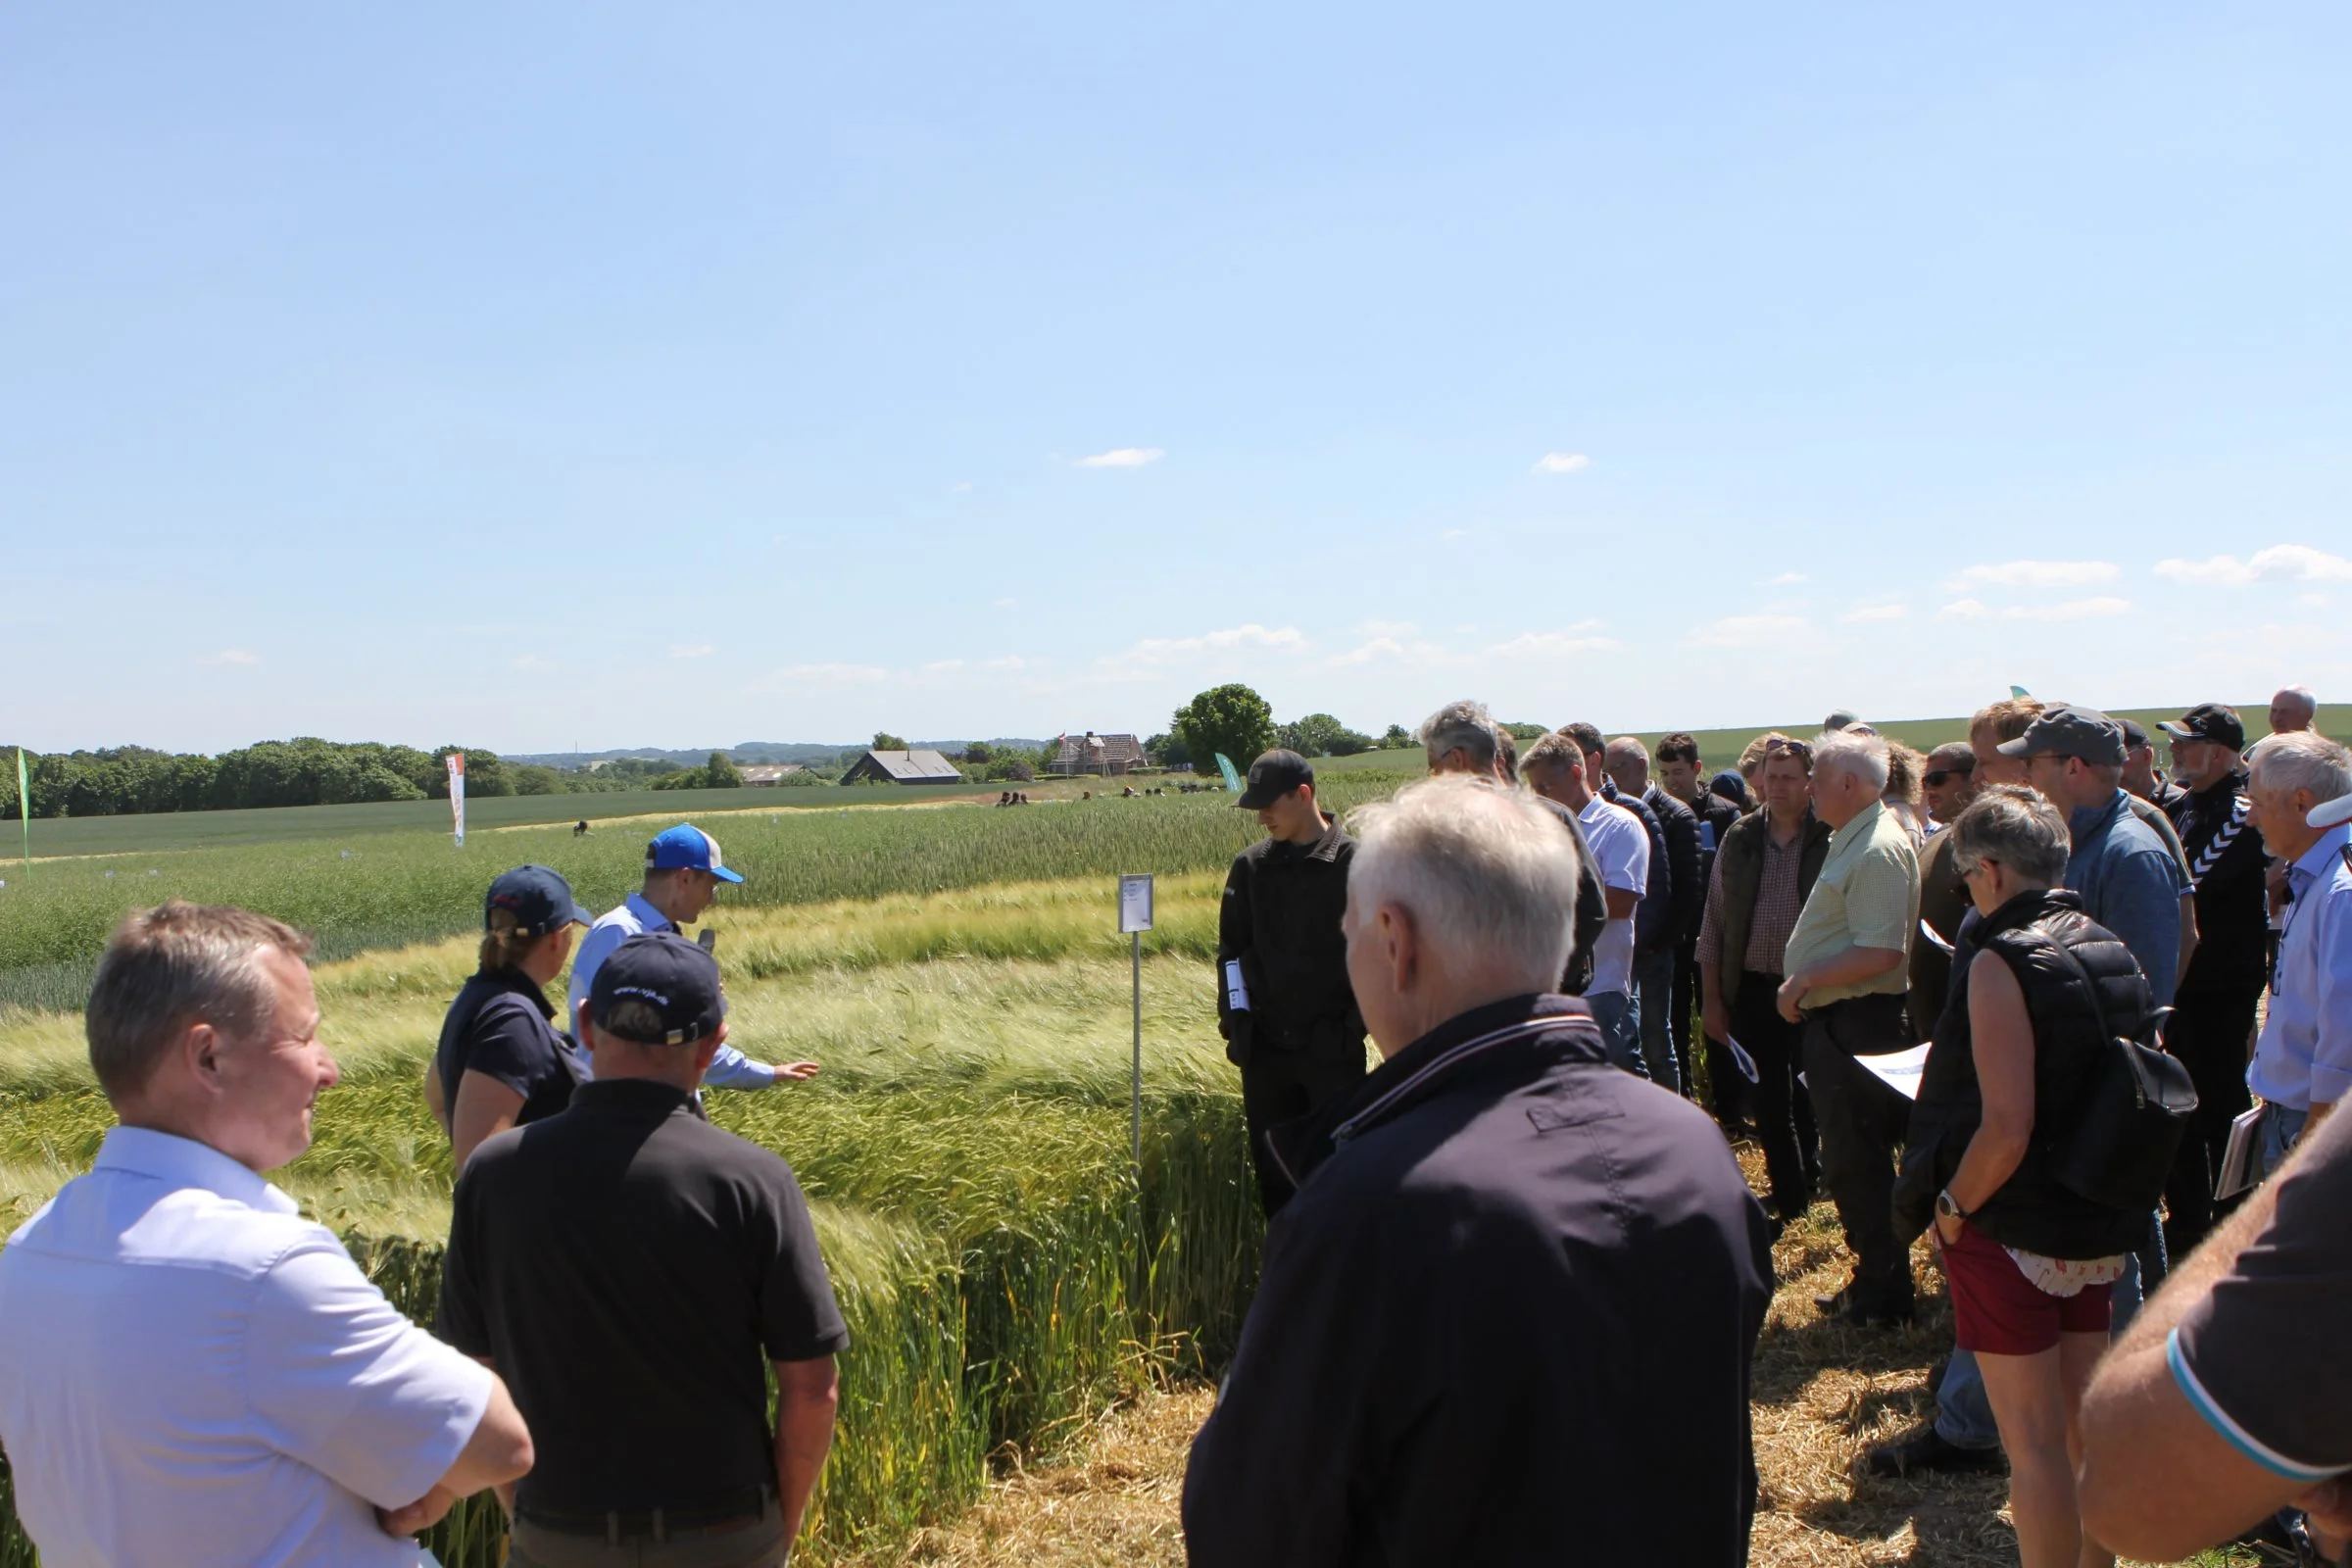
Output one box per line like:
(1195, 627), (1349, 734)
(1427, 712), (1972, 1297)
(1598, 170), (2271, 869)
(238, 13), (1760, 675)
(1956, 856), (2001, 879)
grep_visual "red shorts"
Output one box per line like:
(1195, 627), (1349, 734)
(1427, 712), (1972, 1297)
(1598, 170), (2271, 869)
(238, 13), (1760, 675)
(1942, 1221), (2112, 1355)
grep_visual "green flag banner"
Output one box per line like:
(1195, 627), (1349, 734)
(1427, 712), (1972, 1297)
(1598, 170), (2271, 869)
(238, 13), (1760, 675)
(1214, 753), (1245, 793)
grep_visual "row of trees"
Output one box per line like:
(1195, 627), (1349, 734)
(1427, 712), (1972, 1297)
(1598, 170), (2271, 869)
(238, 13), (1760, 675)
(1153, 687), (1402, 776)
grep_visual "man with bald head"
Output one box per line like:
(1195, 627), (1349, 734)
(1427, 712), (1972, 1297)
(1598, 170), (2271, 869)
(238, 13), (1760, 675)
(2271, 686), (2319, 737)
(1183, 776), (1771, 1567)
(1606, 736), (1700, 1095)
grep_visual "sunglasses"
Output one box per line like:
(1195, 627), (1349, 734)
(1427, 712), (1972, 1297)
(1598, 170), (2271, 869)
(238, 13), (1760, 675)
(1762, 738), (1814, 764)
(1923, 769), (1972, 787)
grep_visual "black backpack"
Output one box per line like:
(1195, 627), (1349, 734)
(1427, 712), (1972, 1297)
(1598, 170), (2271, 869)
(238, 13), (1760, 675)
(2030, 932), (2198, 1213)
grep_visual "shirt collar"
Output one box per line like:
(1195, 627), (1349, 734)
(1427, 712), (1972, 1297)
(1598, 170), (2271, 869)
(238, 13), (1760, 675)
(2291, 824), (2351, 884)
(91, 1126), (299, 1215)
(569, 1077), (698, 1117)
(470, 965), (556, 1017)
(1828, 798), (1886, 852)
(624, 890), (676, 933)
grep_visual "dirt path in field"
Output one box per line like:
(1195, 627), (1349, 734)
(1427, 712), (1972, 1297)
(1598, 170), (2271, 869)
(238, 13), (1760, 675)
(883, 1145), (2248, 1568)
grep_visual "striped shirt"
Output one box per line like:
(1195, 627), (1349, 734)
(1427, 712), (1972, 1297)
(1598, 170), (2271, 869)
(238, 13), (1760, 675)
(1696, 814), (1813, 977)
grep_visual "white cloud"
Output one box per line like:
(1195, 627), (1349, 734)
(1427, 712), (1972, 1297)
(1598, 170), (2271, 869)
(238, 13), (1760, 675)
(951, 481), (973, 493)
(1109, 622), (1307, 667)
(1076, 447), (1164, 468)
(1936, 596), (2132, 622)
(198, 649), (261, 666)
(983, 656), (1026, 671)
(1441, 527), (1472, 540)
(1692, 613), (1808, 648)
(1532, 453), (1592, 475)
(2153, 544), (2352, 587)
(1945, 560), (2120, 592)
(1766, 571), (1809, 587)
(993, 596), (1018, 608)
(773, 662), (889, 685)
(668, 643), (714, 660)
(2298, 592), (2333, 609)
(1485, 631), (1623, 659)
(1841, 604), (1909, 623)
(513, 655), (561, 671)
(921, 659), (965, 672)
(1332, 636), (1407, 666)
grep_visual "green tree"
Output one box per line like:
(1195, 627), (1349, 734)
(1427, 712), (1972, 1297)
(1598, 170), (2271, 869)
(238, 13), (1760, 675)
(705, 751), (743, 788)
(872, 731), (908, 753)
(1172, 684), (1275, 778)
(960, 741), (995, 764)
(1144, 731), (1193, 767)
(1276, 713), (1373, 758)
(1381, 723), (1414, 749)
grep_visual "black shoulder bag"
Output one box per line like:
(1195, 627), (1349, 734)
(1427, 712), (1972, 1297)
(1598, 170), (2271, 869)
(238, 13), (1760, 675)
(2027, 932), (2198, 1213)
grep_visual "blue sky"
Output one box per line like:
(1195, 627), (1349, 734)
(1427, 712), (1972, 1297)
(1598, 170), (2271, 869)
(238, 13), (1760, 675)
(5, 4), (2348, 754)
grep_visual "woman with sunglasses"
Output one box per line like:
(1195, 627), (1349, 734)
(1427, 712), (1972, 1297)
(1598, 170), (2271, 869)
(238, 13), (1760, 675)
(1897, 785), (2158, 1568)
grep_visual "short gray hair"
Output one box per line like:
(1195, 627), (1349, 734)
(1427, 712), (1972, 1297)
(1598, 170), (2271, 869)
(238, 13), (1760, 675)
(1814, 728), (1891, 793)
(2277, 685), (2319, 712)
(1603, 736), (1648, 792)
(1418, 699), (1499, 773)
(1948, 785), (2072, 887)
(1347, 775), (1582, 989)
(2251, 730), (2352, 808)
(85, 903), (313, 1102)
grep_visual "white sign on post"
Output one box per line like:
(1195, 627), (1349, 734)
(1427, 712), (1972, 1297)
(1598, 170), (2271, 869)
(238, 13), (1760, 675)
(1118, 873), (1154, 934)
(445, 753), (466, 848)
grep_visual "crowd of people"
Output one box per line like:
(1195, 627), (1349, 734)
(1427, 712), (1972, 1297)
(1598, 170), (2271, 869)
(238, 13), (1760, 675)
(0, 685), (2343, 1568)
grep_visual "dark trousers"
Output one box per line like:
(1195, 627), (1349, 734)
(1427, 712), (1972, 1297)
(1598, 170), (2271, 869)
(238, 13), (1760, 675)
(1241, 1048), (1368, 1216)
(1800, 993), (1915, 1303)
(1732, 972), (1817, 1222)
(1690, 942), (1752, 1123)
(2161, 984), (2263, 1255)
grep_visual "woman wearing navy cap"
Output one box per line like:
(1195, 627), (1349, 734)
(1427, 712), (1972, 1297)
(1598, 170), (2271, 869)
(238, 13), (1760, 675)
(425, 864), (595, 1169)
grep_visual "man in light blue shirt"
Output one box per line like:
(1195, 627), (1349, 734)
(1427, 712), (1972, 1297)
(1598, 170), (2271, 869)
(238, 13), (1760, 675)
(568, 824), (818, 1091)
(0, 903), (533, 1566)
(2243, 733), (2352, 1179)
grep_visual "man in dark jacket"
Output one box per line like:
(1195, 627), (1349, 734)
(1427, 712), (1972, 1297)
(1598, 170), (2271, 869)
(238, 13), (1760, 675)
(1613, 736), (1703, 1097)
(1217, 750), (1366, 1216)
(2157, 704), (2271, 1253)
(1183, 776), (1773, 1567)
(1662, 732), (1744, 1117)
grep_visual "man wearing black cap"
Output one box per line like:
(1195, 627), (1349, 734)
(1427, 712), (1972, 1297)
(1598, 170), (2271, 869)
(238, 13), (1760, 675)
(2120, 717), (2187, 815)
(2156, 704), (2270, 1251)
(1218, 750), (1367, 1216)
(440, 934), (847, 1567)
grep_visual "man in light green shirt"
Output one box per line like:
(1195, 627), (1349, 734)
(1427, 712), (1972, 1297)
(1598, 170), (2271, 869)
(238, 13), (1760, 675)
(1782, 728), (1921, 1327)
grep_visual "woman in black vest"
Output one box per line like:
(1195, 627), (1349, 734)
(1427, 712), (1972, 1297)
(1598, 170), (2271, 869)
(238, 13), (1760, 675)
(1898, 785), (2153, 1568)
(425, 865), (593, 1169)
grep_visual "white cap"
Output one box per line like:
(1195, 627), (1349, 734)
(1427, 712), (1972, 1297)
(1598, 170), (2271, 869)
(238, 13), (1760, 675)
(2310, 793), (2352, 830)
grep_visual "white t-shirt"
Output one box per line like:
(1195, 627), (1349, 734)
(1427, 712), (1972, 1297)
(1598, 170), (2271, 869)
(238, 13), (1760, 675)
(1578, 795), (1651, 998)
(0, 1127), (491, 1568)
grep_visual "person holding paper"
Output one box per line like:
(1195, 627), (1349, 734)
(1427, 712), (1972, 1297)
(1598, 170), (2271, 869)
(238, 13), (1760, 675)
(1894, 786), (2159, 1568)
(1217, 749), (1365, 1216)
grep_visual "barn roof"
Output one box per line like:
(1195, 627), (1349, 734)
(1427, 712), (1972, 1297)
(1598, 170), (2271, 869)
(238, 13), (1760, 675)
(855, 749), (963, 782)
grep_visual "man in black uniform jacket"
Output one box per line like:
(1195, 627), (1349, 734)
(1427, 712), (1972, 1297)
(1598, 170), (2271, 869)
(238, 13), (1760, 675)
(1184, 776), (1772, 1567)
(1218, 750), (1367, 1216)
(439, 934), (847, 1568)
(2157, 703), (2272, 1253)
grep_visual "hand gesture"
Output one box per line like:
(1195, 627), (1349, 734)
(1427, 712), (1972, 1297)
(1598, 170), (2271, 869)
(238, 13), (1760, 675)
(376, 1485), (457, 1539)
(770, 1061), (821, 1082)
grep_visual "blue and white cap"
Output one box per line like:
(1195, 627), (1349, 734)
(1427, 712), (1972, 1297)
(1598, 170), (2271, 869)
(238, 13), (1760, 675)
(646, 823), (745, 884)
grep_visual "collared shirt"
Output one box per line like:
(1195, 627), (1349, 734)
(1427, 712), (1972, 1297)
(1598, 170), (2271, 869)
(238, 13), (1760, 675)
(439, 1079), (848, 1515)
(2066, 790), (2188, 1007)
(1783, 800), (1919, 1005)
(1577, 794), (1651, 997)
(2246, 824), (2352, 1110)
(1697, 810), (1815, 976)
(569, 891), (773, 1089)
(0, 1128), (490, 1568)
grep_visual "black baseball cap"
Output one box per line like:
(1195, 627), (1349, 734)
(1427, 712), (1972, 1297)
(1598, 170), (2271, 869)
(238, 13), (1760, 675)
(2116, 718), (2151, 751)
(589, 932), (726, 1046)
(2158, 704), (2246, 753)
(1236, 749), (1315, 809)
(484, 865), (594, 938)
(1997, 703), (2127, 766)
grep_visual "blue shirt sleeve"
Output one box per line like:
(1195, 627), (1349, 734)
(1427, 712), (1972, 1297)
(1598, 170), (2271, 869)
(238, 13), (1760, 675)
(701, 1044), (777, 1089)
(2099, 843), (2186, 1007)
(566, 920), (628, 1035)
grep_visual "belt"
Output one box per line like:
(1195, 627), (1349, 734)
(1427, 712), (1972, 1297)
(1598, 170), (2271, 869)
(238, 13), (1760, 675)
(517, 1486), (771, 1543)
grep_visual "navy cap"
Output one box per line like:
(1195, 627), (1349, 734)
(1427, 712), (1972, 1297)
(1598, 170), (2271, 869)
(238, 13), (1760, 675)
(1997, 703), (2127, 765)
(1236, 749), (1315, 809)
(1710, 769), (1751, 808)
(646, 824), (745, 884)
(2158, 704), (2246, 753)
(589, 932), (727, 1046)
(484, 865), (594, 938)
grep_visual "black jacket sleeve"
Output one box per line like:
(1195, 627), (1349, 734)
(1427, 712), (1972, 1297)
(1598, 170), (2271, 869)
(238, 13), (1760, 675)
(1653, 799), (1702, 956)
(1215, 851), (1253, 1044)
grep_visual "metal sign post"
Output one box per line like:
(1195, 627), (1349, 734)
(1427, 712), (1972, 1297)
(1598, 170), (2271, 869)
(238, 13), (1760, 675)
(1118, 874), (1154, 1168)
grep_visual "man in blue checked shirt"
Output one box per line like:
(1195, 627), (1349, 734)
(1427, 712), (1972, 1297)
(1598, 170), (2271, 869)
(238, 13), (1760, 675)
(569, 824), (819, 1091)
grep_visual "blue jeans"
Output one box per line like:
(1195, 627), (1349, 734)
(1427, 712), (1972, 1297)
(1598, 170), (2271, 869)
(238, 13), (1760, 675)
(1634, 948), (1680, 1095)
(2258, 1102), (2308, 1183)
(1588, 989), (1649, 1079)
(1935, 1348), (2000, 1450)
(2110, 1211), (2168, 1338)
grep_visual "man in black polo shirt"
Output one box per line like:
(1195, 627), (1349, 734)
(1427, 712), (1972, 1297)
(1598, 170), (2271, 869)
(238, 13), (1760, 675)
(1218, 749), (1366, 1216)
(439, 934), (846, 1567)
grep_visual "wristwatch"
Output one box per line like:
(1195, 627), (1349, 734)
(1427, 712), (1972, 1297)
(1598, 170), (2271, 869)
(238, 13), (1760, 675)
(1936, 1189), (1972, 1223)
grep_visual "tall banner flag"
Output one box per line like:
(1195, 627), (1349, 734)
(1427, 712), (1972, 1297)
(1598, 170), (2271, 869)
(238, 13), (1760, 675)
(1214, 753), (1245, 793)
(446, 753), (466, 847)
(14, 748), (27, 873)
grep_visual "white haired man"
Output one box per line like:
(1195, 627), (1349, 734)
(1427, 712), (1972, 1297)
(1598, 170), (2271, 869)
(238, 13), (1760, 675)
(2269, 686), (2320, 738)
(1182, 777), (1772, 1565)
(0, 903), (534, 1565)
(1781, 728), (1922, 1327)
(2240, 732), (2352, 1182)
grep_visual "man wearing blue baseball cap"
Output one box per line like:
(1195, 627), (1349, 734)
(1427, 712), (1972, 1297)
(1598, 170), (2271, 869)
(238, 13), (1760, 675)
(568, 825), (818, 1090)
